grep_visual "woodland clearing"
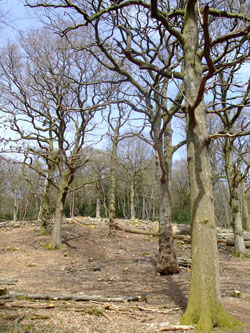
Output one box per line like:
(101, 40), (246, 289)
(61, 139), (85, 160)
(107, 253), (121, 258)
(0, 218), (250, 332)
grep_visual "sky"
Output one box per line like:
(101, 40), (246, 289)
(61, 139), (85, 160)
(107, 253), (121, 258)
(1, 0), (42, 42)
(0, 1), (188, 161)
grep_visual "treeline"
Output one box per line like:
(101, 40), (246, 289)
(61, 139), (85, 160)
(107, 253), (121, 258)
(1, 143), (249, 230)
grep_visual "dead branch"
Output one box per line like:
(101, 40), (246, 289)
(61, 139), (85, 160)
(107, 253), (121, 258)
(159, 324), (194, 331)
(8, 291), (146, 303)
(0, 279), (18, 286)
(3, 301), (55, 309)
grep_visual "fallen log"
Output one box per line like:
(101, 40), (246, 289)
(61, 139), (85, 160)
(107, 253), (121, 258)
(116, 225), (159, 236)
(8, 291), (146, 303)
(159, 324), (194, 331)
(3, 301), (55, 309)
(226, 239), (250, 248)
(0, 279), (18, 286)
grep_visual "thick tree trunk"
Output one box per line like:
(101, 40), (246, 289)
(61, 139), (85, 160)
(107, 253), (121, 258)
(50, 172), (71, 248)
(50, 193), (64, 248)
(241, 179), (250, 231)
(40, 162), (55, 234)
(180, 1), (240, 330)
(154, 120), (180, 275)
(130, 179), (136, 220)
(155, 154), (180, 275)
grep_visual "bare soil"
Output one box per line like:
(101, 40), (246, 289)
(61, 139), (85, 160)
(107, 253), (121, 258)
(0, 218), (250, 332)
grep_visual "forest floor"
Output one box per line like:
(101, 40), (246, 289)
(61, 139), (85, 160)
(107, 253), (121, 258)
(0, 218), (250, 332)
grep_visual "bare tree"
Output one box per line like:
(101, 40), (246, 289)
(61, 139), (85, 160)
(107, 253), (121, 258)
(0, 30), (111, 247)
(23, 0), (250, 329)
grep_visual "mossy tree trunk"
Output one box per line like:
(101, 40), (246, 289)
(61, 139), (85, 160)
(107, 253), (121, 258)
(224, 138), (246, 257)
(180, 0), (241, 330)
(241, 179), (250, 232)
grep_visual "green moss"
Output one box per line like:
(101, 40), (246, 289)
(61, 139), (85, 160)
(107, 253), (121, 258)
(180, 302), (242, 332)
(232, 250), (246, 258)
(42, 242), (65, 250)
(38, 229), (49, 236)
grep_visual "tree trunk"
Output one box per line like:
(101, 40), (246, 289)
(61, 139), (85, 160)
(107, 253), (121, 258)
(70, 183), (75, 218)
(50, 172), (71, 248)
(95, 180), (101, 219)
(142, 193), (146, 220)
(180, 1), (240, 330)
(108, 130), (118, 236)
(130, 178), (136, 220)
(224, 138), (246, 257)
(40, 162), (55, 234)
(39, 178), (51, 234)
(241, 179), (250, 231)
(50, 193), (64, 248)
(155, 152), (180, 275)
(153, 118), (180, 275)
(13, 187), (18, 223)
(231, 185), (246, 256)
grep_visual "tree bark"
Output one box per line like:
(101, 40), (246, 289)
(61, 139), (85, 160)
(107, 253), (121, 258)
(153, 115), (180, 275)
(180, 1), (240, 330)
(224, 138), (246, 257)
(130, 178), (136, 220)
(95, 180), (101, 219)
(241, 179), (250, 232)
(13, 187), (18, 223)
(50, 172), (71, 248)
(108, 126), (119, 236)
(40, 178), (51, 234)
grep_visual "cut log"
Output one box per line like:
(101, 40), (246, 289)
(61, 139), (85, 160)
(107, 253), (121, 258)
(116, 225), (159, 236)
(8, 291), (146, 303)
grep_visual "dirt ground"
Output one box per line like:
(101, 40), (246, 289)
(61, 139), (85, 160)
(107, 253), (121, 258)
(0, 218), (250, 332)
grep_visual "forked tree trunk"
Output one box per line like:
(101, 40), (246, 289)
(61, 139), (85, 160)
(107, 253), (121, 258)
(180, 1), (240, 330)
(241, 179), (250, 231)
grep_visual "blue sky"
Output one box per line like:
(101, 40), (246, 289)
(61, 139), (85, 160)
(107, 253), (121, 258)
(2, 0), (41, 42)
